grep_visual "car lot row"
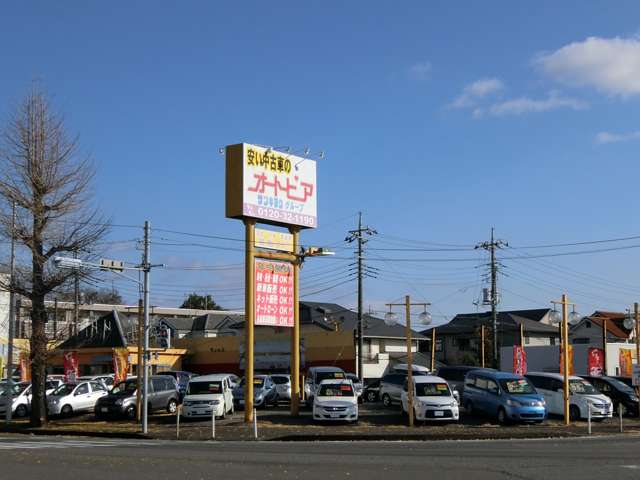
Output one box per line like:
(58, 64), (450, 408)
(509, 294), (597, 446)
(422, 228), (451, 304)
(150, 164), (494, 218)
(1, 365), (638, 426)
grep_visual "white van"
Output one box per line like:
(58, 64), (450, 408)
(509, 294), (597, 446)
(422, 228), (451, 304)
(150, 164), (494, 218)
(181, 374), (235, 419)
(312, 378), (358, 423)
(526, 372), (612, 420)
(400, 375), (459, 422)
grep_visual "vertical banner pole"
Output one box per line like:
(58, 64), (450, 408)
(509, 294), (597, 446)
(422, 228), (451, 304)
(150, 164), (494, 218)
(430, 328), (436, 372)
(603, 318), (608, 376)
(244, 219), (256, 423)
(481, 325), (485, 368)
(290, 227), (300, 417)
(562, 293), (570, 426)
(212, 406), (216, 439)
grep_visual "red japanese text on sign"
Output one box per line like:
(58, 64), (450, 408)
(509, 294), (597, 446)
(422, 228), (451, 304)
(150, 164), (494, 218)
(255, 260), (294, 327)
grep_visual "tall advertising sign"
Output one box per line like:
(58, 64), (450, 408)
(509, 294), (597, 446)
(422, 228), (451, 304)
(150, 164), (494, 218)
(513, 345), (527, 375)
(587, 347), (605, 376)
(63, 351), (79, 383)
(112, 348), (129, 383)
(255, 260), (294, 327)
(226, 143), (317, 229)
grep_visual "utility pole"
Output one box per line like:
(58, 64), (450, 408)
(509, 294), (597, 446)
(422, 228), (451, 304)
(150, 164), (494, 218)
(136, 298), (143, 422)
(346, 212), (377, 381)
(475, 228), (508, 368)
(5, 201), (16, 424)
(142, 221), (151, 434)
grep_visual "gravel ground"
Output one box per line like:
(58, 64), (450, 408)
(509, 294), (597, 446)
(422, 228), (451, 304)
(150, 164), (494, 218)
(2, 401), (640, 441)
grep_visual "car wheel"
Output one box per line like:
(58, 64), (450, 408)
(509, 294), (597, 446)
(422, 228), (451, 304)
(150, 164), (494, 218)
(126, 405), (136, 419)
(497, 407), (509, 425)
(166, 399), (178, 414)
(570, 405), (581, 421)
(61, 404), (73, 417)
(382, 394), (392, 408)
(366, 391), (377, 403)
(15, 404), (27, 418)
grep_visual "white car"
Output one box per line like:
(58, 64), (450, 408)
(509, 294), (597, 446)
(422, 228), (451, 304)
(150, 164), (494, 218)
(47, 381), (109, 416)
(78, 375), (115, 391)
(181, 374), (235, 419)
(401, 375), (460, 422)
(0, 382), (32, 417)
(312, 379), (358, 423)
(526, 372), (613, 420)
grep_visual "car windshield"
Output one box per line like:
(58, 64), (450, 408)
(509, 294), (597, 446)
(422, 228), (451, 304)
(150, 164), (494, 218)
(111, 381), (137, 395)
(415, 382), (451, 397)
(0, 383), (27, 396)
(52, 384), (76, 396)
(253, 378), (265, 388)
(606, 377), (635, 394)
(271, 376), (289, 385)
(318, 384), (354, 397)
(569, 379), (598, 394)
(187, 381), (223, 395)
(500, 378), (535, 395)
(316, 371), (345, 383)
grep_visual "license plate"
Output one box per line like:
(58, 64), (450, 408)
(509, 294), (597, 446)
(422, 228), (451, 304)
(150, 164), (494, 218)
(330, 413), (340, 418)
(101, 407), (108, 413)
(434, 410), (444, 417)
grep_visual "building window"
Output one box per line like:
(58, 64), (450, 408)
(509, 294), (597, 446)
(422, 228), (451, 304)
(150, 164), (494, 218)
(435, 339), (443, 352)
(586, 321), (591, 329)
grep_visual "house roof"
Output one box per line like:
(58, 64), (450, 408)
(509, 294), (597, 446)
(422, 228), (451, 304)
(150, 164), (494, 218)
(580, 316), (630, 340)
(57, 310), (128, 349)
(300, 301), (427, 340)
(422, 309), (558, 336)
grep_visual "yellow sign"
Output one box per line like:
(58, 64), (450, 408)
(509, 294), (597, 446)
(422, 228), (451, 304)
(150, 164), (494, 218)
(255, 228), (294, 253)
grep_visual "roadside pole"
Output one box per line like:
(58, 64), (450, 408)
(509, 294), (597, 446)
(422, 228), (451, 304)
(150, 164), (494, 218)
(244, 219), (256, 423)
(405, 296), (414, 428)
(142, 220), (150, 434)
(290, 227), (300, 416)
(4, 201), (16, 424)
(430, 328), (436, 372)
(602, 319), (608, 375)
(136, 298), (143, 422)
(480, 325), (486, 368)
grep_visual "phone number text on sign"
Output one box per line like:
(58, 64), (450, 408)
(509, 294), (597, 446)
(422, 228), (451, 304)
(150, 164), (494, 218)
(255, 259), (294, 327)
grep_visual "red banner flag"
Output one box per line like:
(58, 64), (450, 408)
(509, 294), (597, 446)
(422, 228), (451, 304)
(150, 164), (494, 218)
(587, 348), (605, 376)
(112, 348), (129, 383)
(619, 349), (633, 377)
(513, 346), (527, 375)
(19, 352), (31, 382)
(63, 351), (79, 383)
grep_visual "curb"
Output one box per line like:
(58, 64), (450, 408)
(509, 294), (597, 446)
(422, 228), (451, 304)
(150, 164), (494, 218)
(0, 428), (152, 440)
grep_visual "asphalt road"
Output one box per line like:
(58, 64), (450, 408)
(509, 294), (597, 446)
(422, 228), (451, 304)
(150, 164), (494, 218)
(1, 435), (640, 480)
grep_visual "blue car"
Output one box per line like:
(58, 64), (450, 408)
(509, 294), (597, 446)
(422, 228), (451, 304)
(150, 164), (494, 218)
(462, 370), (546, 424)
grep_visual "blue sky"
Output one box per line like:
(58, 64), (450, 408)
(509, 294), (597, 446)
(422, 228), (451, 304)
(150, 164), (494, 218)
(2, 1), (640, 324)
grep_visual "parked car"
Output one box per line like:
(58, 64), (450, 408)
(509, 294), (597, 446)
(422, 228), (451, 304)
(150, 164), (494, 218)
(47, 381), (109, 416)
(181, 374), (235, 419)
(437, 366), (491, 398)
(312, 378), (358, 423)
(0, 381), (31, 417)
(345, 373), (363, 400)
(78, 375), (115, 391)
(94, 375), (180, 419)
(463, 370), (545, 424)
(232, 375), (278, 408)
(304, 366), (346, 405)
(363, 379), (380, 403)
(45, 379), (64, 395)
(613, 376), (633, 388)
(526, 372), (612, 421)
(156, 371), (197, 399)
(581, 375), (639, 416)
(401, 375), (460, 423)
(271, 374), (291, 401)
(380, 372), (424, 407)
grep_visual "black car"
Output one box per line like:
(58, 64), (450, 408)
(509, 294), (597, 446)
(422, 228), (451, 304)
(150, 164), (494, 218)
(581, 375), (639, 416)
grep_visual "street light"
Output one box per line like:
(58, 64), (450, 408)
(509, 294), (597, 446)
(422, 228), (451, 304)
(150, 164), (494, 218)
(418, 307), (432, 326)
(568, 306), (582, 326)
(384, 307), (399, 326)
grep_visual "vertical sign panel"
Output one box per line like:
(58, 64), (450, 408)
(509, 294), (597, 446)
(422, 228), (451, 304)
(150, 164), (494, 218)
(255, 260), (294, 327)
(587, 347), (605, 376)
(512, 345), (527, 375)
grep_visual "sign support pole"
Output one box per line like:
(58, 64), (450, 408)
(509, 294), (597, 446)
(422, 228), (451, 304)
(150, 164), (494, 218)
(290, 227), (301, 416)
(244, 219), (256, 423)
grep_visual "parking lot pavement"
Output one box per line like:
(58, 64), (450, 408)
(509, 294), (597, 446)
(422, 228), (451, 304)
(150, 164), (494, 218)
(3, 401), (640, 441)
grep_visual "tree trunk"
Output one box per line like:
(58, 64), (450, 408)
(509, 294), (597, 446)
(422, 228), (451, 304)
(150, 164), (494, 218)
(30, 294), (48, 427)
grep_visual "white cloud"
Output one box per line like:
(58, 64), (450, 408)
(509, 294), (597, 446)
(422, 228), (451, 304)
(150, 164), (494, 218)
(407, 61), (432, 80)
(535, 36), (640, 97)
(595, 130), (640, 144)
(450, 78), (504, 108)
(486, 91), (588, 116)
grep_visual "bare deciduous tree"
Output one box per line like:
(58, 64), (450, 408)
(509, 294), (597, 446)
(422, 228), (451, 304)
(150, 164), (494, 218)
(0, 87), (108, 426)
